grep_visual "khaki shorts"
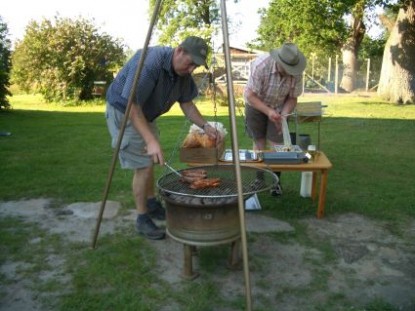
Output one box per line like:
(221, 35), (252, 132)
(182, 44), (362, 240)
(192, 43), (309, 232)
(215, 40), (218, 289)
(245, 104), (283, 143)
(105, 102), (159, 169)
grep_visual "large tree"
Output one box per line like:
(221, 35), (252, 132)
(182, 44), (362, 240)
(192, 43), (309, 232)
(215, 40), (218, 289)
(12, 16), (125, 102)
(255, 0), (384, 92)
(377, 0), (415, 104)
(0, 16), (11, 110)
(150, 0), (220, 46)
(340, 0), (367, 92)
(254, 0), (349, 57)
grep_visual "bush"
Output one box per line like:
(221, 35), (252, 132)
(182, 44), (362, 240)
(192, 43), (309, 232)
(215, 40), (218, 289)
(0, 16), (12, 110)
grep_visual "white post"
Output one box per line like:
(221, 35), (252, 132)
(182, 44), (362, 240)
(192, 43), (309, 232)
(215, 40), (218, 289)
(335, 55), (339, 94)
(365, 58), (371, 92)
(302, 71), (305, 94)
(327, 57), (332, 82)
(311, 53), (316, 79)
(300, 172), (312, 197)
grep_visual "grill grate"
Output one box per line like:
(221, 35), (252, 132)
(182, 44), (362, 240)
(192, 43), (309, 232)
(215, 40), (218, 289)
(157, 165), (277, 198)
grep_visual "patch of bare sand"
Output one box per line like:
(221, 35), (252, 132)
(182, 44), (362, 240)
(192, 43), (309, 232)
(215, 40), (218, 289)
(151, 212), (415, 310)
(1, 199), (414, 311)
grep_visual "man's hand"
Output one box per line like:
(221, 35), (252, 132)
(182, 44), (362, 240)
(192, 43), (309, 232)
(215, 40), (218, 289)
(145, 139), (164, 166)
(129, 104), (165, 165)
(180, 102), (223, 145)
(203, 123), (223, 145)
(203, 123), (218, 139)
(267, 109), (281, 123)
(267, 109), (285, 134)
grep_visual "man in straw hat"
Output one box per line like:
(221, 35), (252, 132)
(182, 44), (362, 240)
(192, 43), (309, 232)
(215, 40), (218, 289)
(244, 43), (306, 196)
(106, 36), (218, 240)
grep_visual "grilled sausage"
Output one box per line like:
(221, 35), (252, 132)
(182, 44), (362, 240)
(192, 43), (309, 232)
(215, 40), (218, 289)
(181, 168), (207, 177)
(181, 169), (208, 178)
(189, 178), (221, 189)
(180, 175), (206, 183)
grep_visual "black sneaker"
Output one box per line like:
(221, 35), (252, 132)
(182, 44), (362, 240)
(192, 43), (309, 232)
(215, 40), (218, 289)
(147, 198), (166, 221)
(136, 215), (165, 240)
(270, 183), (283, 196)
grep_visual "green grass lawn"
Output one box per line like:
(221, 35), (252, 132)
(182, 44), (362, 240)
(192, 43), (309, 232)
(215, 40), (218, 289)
(1, 92), (415, 310)
(2, 93), (415, 222)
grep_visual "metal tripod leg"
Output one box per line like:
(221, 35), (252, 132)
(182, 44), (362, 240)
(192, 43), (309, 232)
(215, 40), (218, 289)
(91, 0), (163, 249)
(220, 1), (253, 309)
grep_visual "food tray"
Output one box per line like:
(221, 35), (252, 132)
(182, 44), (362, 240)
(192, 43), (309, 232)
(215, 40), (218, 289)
(220, 149), (262, 163)
(262, 151), (308, 164)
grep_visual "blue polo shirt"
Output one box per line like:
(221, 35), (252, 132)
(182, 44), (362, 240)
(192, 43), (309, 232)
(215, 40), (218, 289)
(106, 46), (198, 121)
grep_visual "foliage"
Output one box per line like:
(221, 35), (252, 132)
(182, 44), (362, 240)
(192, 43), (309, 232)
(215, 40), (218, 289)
(252, 0), (389, 56)
(359, 35), (387, 61)
(252, 0), (351, 57)
(0, 16), (12, 110)
(149, 0), (221, 46)
(251, 0), (400, 93)
(11, 16), (125, 102)
(357, 35), (386, 83)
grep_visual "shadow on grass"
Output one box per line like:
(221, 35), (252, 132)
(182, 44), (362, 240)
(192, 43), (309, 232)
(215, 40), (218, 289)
(1, 110), (414, 223)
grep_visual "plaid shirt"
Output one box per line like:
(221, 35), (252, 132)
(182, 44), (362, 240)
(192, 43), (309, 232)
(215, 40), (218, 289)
(106, 46), (198, 122)
(244, 54), (303, 110)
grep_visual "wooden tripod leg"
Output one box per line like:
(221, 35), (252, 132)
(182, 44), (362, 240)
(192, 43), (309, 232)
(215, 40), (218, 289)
(182, 244), (199, 280)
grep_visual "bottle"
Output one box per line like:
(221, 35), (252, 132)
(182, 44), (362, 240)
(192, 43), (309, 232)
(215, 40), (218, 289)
(300, 172), (312, 197)
(307, 145), (317, 162)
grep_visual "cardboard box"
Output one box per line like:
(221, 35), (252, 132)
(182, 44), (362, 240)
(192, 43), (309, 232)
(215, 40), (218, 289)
(179, 141), (225, 163)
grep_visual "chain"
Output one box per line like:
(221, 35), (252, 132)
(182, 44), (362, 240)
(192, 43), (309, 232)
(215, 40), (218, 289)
(164, 60), (212, 173)
(210, 43), (221, 164)
(164, 41), (227, 170)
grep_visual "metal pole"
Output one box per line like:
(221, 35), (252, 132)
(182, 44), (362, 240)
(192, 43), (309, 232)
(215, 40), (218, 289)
(91, 0), (163, 249)
(219, 1), (252, 310)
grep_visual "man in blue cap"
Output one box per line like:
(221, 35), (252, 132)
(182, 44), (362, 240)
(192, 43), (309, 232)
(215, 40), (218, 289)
(106, 36), (217, 240)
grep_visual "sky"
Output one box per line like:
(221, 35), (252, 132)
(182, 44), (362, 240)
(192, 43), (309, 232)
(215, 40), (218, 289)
(1, 0), (270, 50)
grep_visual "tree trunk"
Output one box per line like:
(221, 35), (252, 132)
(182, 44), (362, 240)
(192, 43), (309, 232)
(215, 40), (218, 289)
(340, 49), (358, 92)
(340, 14), (366, 92)
(377, 2), (415, 104)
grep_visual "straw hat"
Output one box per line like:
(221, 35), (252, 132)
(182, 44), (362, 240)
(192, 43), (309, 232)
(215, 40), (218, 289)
(270, 43), (306, 75)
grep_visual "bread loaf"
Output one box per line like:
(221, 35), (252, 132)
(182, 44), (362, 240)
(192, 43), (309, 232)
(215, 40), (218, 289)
(182, 132), (202, 148)
(199, 134), (216, 148)
(182, 133), (216, 148)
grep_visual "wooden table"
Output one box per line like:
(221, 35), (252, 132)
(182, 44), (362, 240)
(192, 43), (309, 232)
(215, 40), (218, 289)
(186, 151), (332, 218)
(246, 152), (332, 218)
